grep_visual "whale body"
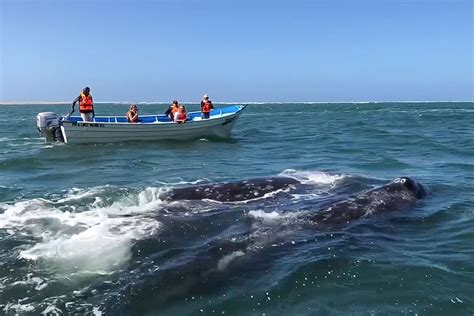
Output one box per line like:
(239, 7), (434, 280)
(164, 176), (427, 223)
(164, 177), (300, 202)
(311, 177), (427, 225)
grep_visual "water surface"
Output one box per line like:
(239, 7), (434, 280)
(0, 102), (473, 315)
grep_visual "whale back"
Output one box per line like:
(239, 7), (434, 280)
(164, 177), (300, 202)
(311, 177), (427, 225)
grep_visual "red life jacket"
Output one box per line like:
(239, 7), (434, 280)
(201, 100), (212, 113)
(176, 110), (187, 122)
(79, 93), (94, 113)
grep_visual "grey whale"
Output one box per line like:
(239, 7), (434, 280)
(164, 176), (427, 223)
(104, 176), (428, 313)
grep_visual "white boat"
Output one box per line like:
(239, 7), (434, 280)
(37, 105), (247, 144)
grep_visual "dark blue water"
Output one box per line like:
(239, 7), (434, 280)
(0, 102), (473, 315)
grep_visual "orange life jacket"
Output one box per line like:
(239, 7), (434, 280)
(171, 105), (180, 115)
(79, 93), (94, 113)
(201, 101), (212, 113)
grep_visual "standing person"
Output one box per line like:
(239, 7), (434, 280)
(127, 104), (139, 123)
(200, 94), (214, 119)
(165, 100), (180, 121)
(70, 87), (94, 122)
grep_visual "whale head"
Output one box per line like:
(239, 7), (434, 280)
(389, 177), (427, 199)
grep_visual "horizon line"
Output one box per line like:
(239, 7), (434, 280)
(0, 100), (473, 105)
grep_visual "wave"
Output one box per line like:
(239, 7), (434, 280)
(279, 169), (345, 185)
(0, 186), (165, 274)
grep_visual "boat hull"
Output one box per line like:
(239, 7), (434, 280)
(60, 106), (245, 144)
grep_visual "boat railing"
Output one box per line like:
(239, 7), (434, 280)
(66, 105), (243, 124)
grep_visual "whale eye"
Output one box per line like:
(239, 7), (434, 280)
(400, 178), (406, 184)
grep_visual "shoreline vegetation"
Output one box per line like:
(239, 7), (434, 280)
(0, 101), (472, 106)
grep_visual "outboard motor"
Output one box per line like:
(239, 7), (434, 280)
(36, 112), (64, 142)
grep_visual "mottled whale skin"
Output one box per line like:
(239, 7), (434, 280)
(164, 177), (300, 202)
(311, 177), (427, 225)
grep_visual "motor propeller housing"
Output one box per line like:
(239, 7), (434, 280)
(36, 112), (64, 142)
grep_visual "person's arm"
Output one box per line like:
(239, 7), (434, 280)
(165, 107), (171, 116)
(128, 110), (139, 122)
(72, 95), (80, 111)
(67, 95), (81, 118)
(210, 101), (214, 109)
(91, 96), (95, 117)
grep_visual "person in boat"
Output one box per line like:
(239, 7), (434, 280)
(165, 100), (180, 121)
(70, 87), (94, 122)
(174, 105), (187, 124)
(127, 104), (139, 123)
(201, 94), (214, 119)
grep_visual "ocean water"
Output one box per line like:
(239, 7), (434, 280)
(0, 102), (473, 315)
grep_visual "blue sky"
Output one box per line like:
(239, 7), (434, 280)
(1, 0), (472, 102)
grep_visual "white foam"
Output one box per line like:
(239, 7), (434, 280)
(55, 187), (106, 203)
(290, 193), (324, 201)
(7, 273), (49, 291)
(247, 209), (299, 222)
(216, 251), (245, 271)
(154, 178), (210, 186)
(0, 186), (164, 274)
(93, 306), (103, 315)
(3, 303), (36, 313)
(279, 169), (345, 185)
(248, 210), (282, 220)
(41, 305), (63, 315)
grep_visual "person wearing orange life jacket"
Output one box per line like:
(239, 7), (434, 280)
(70, 87), (95, 122)
(200, 94), (214, 119)
(174, 105), (188, 124)
(165, 100), (180, 121)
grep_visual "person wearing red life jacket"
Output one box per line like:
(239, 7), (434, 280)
(200, 94), (214, 119)
(70, 87), (95, 122)
(174, 105), (188, 124)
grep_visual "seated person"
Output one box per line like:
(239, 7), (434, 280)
(165, 100), (180, 121)
(127, 104), (139, 123)
(174, 105), (187, 124)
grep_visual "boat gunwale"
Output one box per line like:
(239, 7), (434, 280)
(62, 104), (247, 126)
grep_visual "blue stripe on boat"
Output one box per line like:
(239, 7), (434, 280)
(67, 105), (244, 123)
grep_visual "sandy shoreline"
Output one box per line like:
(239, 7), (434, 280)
(0, 100), (472, 106)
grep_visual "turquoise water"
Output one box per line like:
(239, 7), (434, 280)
(0, 102), (473, 315)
